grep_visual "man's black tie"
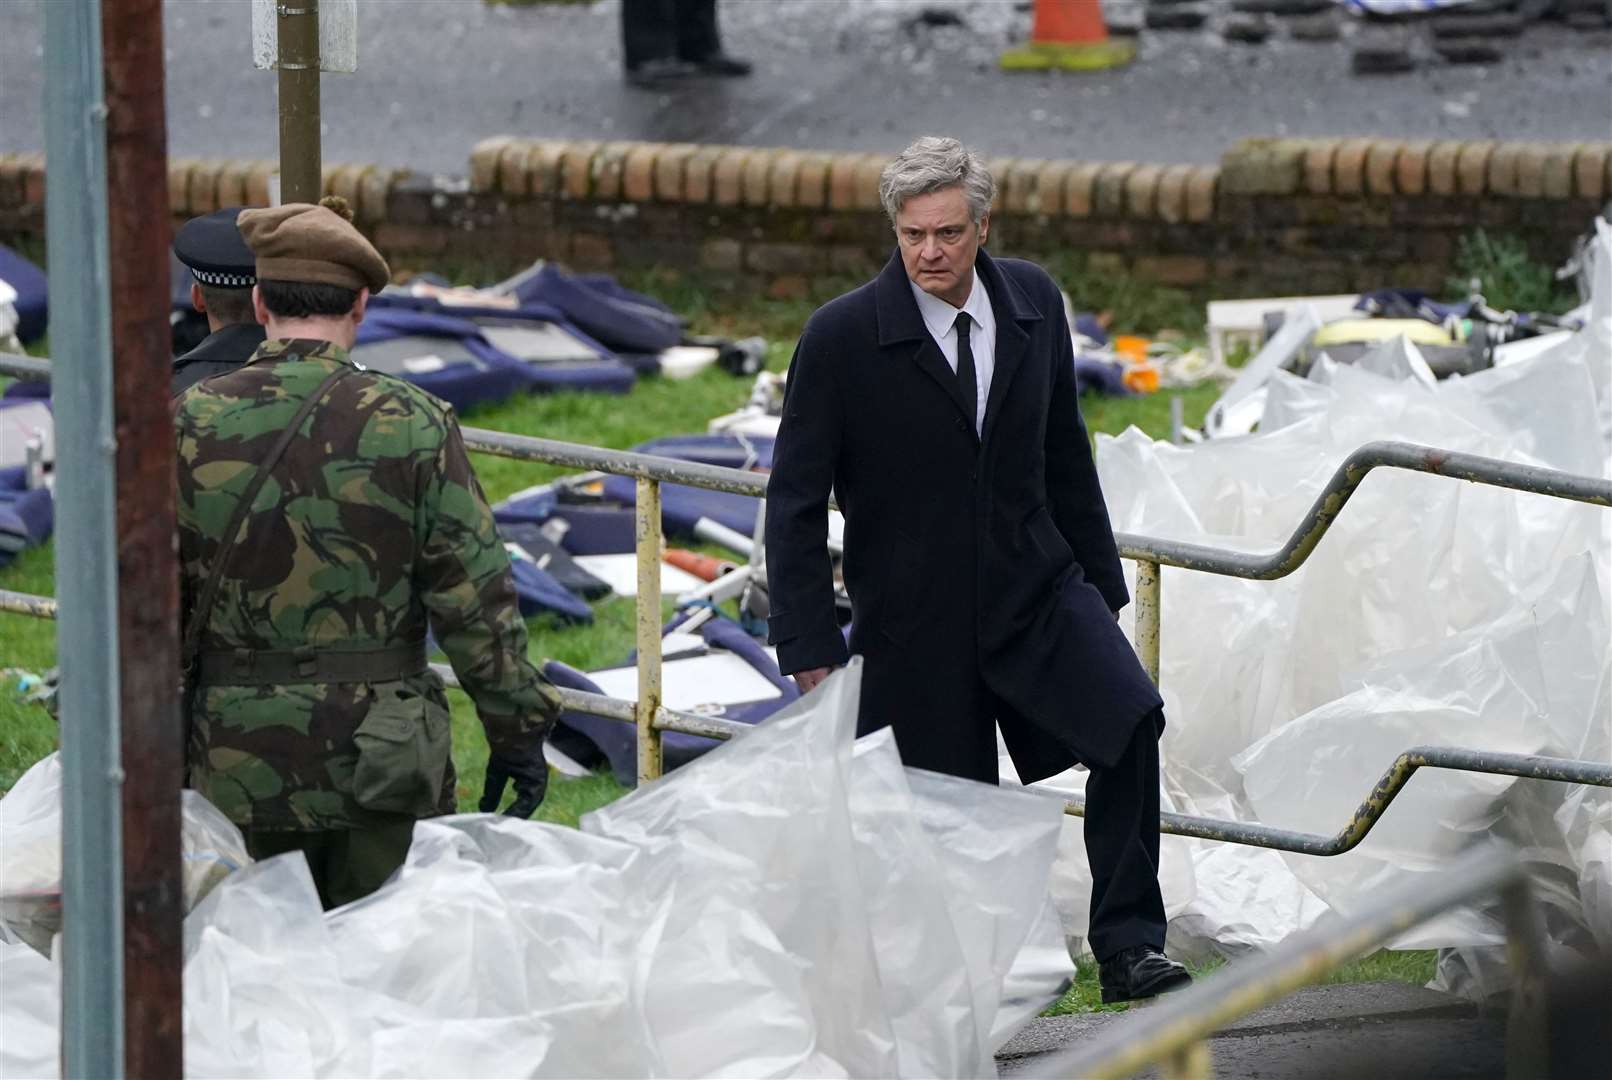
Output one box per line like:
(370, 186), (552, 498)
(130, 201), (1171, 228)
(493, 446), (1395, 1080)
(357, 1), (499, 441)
(955, 312), (977, 434)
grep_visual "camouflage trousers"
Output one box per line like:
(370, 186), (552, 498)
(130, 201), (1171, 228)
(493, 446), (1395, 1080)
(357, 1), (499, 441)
(245, 817), (415, 910)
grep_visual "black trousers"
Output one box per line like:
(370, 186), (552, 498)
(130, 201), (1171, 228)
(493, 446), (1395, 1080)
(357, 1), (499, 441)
(861, 665), (1168, 963)
(621, 0), (722, 70)
(246, 818), (415, 910)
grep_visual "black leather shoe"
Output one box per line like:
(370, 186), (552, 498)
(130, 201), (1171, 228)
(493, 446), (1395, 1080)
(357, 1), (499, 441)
(625, 58), (698, 88)
(1098, 946), (1192, 1004)
(691, 51), (753, 77)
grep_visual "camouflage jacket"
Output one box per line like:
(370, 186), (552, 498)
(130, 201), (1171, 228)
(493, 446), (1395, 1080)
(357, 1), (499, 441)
(175, 338), (560, 831)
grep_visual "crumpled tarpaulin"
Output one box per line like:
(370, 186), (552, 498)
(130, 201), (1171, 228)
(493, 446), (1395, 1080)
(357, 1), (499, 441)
(1, 661), (1071, 1079)
(1076, 218), (1612, 996)
(0, 754), (250, 956)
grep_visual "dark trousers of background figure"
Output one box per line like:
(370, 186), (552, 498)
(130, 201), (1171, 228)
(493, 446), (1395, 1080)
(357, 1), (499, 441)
(246, 818), (415, 911)
(621, 0), (721, 70)
(860, 667), (1169, 964)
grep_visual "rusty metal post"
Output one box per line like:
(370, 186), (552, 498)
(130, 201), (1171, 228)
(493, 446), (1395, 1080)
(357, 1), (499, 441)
(277, 0), (321, 202)
(635, 477), (664, 783)
(1162, 1040), (1213, 1080)
(1136, 559), (1161, 685)
(101, 0), (183, 1074)
(1502, 878), (1549, 1078)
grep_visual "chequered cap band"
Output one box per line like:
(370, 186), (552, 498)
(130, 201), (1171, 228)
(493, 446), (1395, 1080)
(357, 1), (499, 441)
(191, 268), (255, 288)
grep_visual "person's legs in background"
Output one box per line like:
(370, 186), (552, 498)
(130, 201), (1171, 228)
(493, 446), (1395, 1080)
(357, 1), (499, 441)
(245, 817), (415, 910)
(622, 0), (750, 86)
(621, 0), (693, 86)
(674, 0), (751, 76)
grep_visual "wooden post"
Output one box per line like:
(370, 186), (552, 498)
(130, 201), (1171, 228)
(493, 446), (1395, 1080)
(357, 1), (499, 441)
(102, 0), (183, 1073)
(277, 0), (321, 202)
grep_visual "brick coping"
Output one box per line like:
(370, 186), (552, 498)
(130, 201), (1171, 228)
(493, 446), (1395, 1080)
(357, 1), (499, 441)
(1, 136), (1608, 227)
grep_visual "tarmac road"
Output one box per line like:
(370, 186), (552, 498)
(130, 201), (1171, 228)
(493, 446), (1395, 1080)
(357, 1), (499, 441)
(1, 0), (1609, 175)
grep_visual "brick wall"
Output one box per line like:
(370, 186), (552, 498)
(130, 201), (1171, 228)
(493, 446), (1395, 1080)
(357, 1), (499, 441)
(1, 137), (1606, 300)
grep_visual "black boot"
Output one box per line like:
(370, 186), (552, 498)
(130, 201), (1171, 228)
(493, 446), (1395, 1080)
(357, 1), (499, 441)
(1098, 946), (1192, 1004)
(625, 57), (698, 88)
(690, 51), (752, 76)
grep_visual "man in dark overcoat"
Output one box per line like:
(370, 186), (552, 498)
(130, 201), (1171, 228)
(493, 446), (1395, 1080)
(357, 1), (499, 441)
(764, 136), (1191, 1003)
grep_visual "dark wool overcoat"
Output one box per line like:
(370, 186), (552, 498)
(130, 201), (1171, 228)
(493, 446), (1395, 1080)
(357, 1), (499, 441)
(765, 249), (1163, 782)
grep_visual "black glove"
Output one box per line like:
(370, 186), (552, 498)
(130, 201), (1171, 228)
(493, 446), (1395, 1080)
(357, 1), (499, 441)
(479, 745), (549, 819)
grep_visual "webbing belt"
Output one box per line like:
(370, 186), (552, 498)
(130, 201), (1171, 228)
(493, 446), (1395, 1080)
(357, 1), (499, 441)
(195, 639), (429, 687)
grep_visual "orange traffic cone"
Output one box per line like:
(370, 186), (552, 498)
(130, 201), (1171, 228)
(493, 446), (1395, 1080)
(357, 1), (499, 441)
(1002, 0), (1137, 71)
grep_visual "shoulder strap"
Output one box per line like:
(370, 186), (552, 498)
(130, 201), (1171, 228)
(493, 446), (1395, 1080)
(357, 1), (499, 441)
(181, 363), (354, 672)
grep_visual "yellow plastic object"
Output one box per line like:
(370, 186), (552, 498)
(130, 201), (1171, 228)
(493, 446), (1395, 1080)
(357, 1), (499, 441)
(1311, 319), (1456, 348)
(1000, 38), (1138, 71)
(1122, 363), (1160, 394)
(1114, 335), (1151, 363)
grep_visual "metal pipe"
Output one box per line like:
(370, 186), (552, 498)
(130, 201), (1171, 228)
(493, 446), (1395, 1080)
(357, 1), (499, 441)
(1064, 745), (1612, 856)
(692, 516), (755, 558)
(15, 584), (1605, 851)
(41, 0), (125, 1071)
(0, 352), (51, 380)
(1030, 846), (1525, 1080)
(1502, 876), (1549, 1078)
(276, 0), (321, 202)
(0, 588), (59, 618)
(12, 586), (1612, 851)
(428, 663), (751, 742)
(100, 0), (183, 1069)
(1134, 559), (1161, 685)
(10, 365), (1608, 576)
(1116, 440), (1612, 579)
(635, 477), (664, 784)
(462, 426), (772, 498)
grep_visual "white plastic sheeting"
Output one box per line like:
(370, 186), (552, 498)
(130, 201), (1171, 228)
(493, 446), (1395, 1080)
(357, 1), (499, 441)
(1083, 220), (1612, 990)
(2, 660), (1070, 1078)
(0, 753), (249, 954)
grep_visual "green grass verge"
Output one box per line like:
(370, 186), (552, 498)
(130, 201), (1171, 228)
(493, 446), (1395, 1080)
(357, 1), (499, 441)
(0, 273), (1218, 800)
(1044, 949), (1439, 1015)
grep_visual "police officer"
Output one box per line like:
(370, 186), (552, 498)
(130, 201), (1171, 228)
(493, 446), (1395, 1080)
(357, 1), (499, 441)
(171, 207), (267, 395)
(175, 198), (560, 909)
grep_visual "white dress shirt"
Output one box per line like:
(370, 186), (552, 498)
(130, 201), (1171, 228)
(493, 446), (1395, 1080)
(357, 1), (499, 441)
(909, 272), (996, 436)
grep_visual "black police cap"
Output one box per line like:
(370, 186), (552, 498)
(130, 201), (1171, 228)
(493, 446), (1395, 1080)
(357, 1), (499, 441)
(173, 207), (256, 289)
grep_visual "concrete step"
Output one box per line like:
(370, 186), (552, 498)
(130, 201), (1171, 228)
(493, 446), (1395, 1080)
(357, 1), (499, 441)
(995, 981), (1502, 1079)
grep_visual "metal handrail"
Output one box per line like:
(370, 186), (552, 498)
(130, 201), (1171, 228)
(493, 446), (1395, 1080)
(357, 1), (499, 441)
(425, 661), (751, 742)
(1115, 440), (1612, 579)
(0, 353), (49, 380)
(0, 588), (749, 743)
(1064, 745), (1612, 855)
(8, 355), (1608, 564)
(6, 351), (1609, 800)
(1022, 844), (1544, 1079)
(8, 584), (1608, 860)
(462, 427), (768, 498)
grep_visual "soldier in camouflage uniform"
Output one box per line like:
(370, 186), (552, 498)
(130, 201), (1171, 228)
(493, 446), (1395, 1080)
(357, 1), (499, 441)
(174, 199), (560, 908)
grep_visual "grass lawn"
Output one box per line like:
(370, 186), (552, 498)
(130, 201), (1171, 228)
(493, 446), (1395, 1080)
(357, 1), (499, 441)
(0, 273), (1437, 1006)
(1046, 944), (1439, 1016)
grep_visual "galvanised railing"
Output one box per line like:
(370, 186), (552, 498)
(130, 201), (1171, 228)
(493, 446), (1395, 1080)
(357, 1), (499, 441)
(4, 353), (1610, 854)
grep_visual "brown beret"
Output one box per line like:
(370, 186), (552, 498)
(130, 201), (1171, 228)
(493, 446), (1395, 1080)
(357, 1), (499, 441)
(236, 203), (390, 293)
